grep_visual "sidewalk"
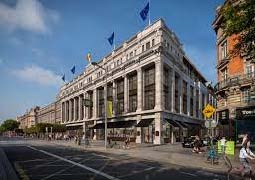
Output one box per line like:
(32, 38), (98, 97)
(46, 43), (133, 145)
(26, 139), (240, 174)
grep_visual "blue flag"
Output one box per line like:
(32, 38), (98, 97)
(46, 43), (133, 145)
(108, 32), (114, 46)
(61, 74), (65, 82)
(140, 2), (149, 21)
(71, 65), (75, 74)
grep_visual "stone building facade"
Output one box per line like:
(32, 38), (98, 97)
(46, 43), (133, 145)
(37, 101), (61, 124)
(17, 106), (40, 129)
(213, 1), (255, 140)
(58, 19), (216, 144)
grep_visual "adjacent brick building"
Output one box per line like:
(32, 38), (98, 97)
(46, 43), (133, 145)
(213, 1), (255, 140)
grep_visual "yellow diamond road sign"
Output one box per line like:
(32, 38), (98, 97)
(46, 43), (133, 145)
(202, 104), (216, 119)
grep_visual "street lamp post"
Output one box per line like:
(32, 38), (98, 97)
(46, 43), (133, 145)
(91, 62), (107, 150)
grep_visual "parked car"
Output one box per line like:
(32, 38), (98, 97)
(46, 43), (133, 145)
(182, 136), (195, 148)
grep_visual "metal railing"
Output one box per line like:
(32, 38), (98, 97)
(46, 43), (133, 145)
(215, 72), (255, 92)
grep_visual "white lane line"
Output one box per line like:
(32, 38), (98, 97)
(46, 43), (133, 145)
(180, 171), (198, 177)
(27, 146), (120, 180)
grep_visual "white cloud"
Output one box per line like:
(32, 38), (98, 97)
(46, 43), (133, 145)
(12, 65), (62, 86)
(0, 0), (60, 34)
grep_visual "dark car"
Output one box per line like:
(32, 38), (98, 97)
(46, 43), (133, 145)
(182, 136), (204, 148)
(182, 136), (196, 148)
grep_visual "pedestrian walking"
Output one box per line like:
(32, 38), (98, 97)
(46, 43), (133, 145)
(239, 138), (255, 179)
(220, 137), (227, 154)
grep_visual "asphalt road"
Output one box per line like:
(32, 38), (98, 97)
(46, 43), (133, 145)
(0, 143), (232, 180)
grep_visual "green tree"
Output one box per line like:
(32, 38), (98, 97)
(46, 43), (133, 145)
(221, 0), (255, 61)
(1, 119), (20, 131)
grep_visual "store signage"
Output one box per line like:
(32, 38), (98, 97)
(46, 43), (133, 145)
(236, 106), (255, 119)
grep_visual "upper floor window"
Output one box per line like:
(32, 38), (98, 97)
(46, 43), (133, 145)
(152, 39), (155, 46)
(242, 88), (250, 103)
(130, 51), (133, 58)
(146, 42), (150, 50)
(246, 63), (254, 77)
(221, 40), (228, 60)
(221, 68), (228, 81)
(142, 45), (145, 52)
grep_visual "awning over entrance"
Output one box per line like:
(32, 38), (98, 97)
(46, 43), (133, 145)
(136, 119), (153, 127)
(91, 120), (136, 129)
(165, 119), (179, 128)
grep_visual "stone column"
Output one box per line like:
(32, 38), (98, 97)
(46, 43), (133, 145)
(69, 99), (72, 122)
(65, 101), (69, 122)
(74, 97), (77, 121)
(93, 89), (98, 118)
(136, 115), (142, 144)
(154, 112), (163, 144)
(179, 79), (183, 114)
(136, 68), (143, 112)
(84, 92), (87, 120)
(155, 60), (163, 111)
(171, 70), (175, 112)
(124, 76), (128, 113)
(112, 81), (116, 116)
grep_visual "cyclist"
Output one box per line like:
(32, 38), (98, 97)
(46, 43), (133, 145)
(239, 138), (255, 179)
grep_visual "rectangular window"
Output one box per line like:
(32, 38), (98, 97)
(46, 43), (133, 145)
(221, 68), (228, 81)
(242, 88), (250, 103)
(129, 74), (137, 112)
(174, 75), (180, 113)
(98, 88), (104, 117)
(190, 86), (194, 116)
(163, 68), (170, 110)
(88, 92), (93, 119)
(182, 81), (187, 114)
(142, 45), (145, 52)
(117, 79), (124, 115)
(152, 39), (155, 46)
(196, 90), (199, 118)
(246, 64), (253, 78)
(146, 42), (150, 50)
(144, 66), (155, 110)
(221, 40), (228, 60)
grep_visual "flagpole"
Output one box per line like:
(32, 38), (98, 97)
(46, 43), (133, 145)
(148, 0), (151, 26)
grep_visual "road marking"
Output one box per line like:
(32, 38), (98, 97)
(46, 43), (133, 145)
(180, 171), (198, 177)
(27, 146), (120, 180)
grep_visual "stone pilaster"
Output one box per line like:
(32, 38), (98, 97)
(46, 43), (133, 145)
(124, 76), (128, 113)
(136, 68), (142, 112)
(171, 70), (175, 112)
(155, 60), (163, 111)
(154, 112), (163, 145)
(74, 97), (77, 121)
(69, 99), (72, 122)
(179, 79), (183, 114)
(93, 89), (98, 118)
(112, 81), (116, 116)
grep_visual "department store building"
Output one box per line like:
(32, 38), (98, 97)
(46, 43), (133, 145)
(58, 19), (216, 144)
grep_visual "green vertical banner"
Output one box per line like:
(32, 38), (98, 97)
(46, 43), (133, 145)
(226, 141), (235, 155)
(217, 141), (235, 155)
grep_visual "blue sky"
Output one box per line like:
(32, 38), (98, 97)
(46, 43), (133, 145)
(0, 0), (224, 123)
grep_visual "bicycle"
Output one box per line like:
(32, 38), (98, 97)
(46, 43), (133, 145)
(223, 153), (255, 180)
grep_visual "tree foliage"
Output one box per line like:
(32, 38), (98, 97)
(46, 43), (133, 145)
(221, 0), (255, 61)
(1, 119), (20, 131)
